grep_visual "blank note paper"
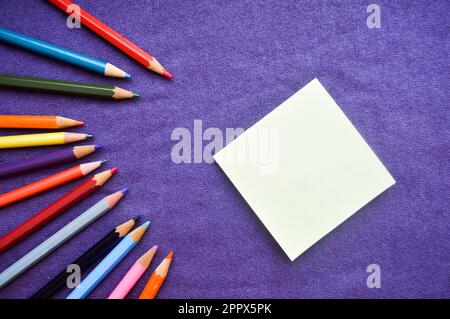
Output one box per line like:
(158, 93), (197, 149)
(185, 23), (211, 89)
(213, 78), (395, 261)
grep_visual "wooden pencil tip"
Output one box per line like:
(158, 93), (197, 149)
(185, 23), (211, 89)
(106, 189), (127, 207)
(125, 73), (131, 79)
(167, 251), (174, 259)
(112, 87), (135, 100)
(133, 92), (140, 97)
(110, 166), (118, 175)
(80, 161), (103, 175)
(129, 221), (150, 242)
(57, 116), (84, 128)
(93, 168), (115, 186)
(65, 132), (91, 143)
(138, 245), (158, 268)
(73, 144), (97, 158)
(115, 218), (137, 237)
(105, 63), (131, 79)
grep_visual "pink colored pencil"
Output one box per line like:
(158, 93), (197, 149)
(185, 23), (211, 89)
(107, 245), (158, 299)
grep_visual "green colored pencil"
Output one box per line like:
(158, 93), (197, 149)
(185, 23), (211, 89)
(0, 74), (139, 100)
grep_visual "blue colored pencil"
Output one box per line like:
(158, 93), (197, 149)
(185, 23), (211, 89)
(0, 189), (127, 290)
(66, 221), (150, 299)
(0, 27), (130, 78)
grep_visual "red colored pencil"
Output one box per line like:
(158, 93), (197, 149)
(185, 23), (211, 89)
(0, 161), (104, 208)
(0, 168), (117, 253)
(48, 0), (173, 79)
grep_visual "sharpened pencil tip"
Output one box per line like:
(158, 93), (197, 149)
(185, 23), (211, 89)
(120, 188), (128, 194)
(125, 73), (131, 79)
(94, 144), (102, 150)
(110, 166), (118, 175)
(100, 159), (108, 164)
(163, 69), (173, 79)
(128, 221), (150, 242)
(133, 92), (140, 97)
(133, 215), (141, 223)
(75, 121), (85, 126)
(86, 134), (94, 138)
(107, 189), (126, 207)
(167, 251), (174, 259)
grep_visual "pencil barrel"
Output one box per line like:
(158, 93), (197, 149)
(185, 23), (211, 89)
(0, 178), (99, 253)
(0, 132), (65, 149)
(0, 27), (107, 75)
(31, 230), (120, 299)
(0, 115), (54, 129)
(48, 0), (171, 78)
(0, 199), (113, 289)
(0, 75), (115, 98)
(66, 236), (137, 299)
(0, 147), (77, 179)
(0, 165), (84, 208)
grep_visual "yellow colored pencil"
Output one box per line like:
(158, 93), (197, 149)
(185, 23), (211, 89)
(0, 132), (92, 149)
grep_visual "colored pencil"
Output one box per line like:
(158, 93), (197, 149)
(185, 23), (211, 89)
(108, 245), (158, 299)
(0, 74), (138, 99)
(48, 0), (173, 79)
(0, 145), (100, 179)
(0, 27), (130, 78)
(0, 115), (84, 129)
(31, 216), (139, 299)
(0, 189), (127, 289)
(138, 251), (173, 299)
(0, 168), (117, 253)
(0, 161), (104, 208)
(66, 221), (150, 299)
(0, 132), (91, 149)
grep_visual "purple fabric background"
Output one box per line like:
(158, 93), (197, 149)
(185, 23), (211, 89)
(0, 0), (448, 299)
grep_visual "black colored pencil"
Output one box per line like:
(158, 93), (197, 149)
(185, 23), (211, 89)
(30, 216), (140, 299)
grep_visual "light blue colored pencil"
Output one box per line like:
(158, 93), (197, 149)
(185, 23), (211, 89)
(0, 189), (127, 290)
(66, 221), (150, 299)
(0, 27), (130, 78)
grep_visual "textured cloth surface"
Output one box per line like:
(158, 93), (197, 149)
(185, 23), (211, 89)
(0, 0), (448, 299)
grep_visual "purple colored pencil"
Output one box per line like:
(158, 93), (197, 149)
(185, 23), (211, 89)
(0, 145), (101, 179)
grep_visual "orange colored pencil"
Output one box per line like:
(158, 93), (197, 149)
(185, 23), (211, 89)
(0, 115), (84, 129)
(48, 0), (173, 79)
(138, 251), (173, 299)
(0, 161), (104, 208)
